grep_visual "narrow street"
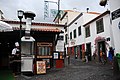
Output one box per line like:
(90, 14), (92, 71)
(16, 57), (117, 80)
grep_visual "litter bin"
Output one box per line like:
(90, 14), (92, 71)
(116, 53), (120, 70)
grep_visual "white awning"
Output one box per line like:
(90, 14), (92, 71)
(0, 21), (13, 32)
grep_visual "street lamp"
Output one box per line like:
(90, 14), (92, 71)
(99, 0), (108, 6)
(17, 10), (24, 52)
(17, 10), (24, 74)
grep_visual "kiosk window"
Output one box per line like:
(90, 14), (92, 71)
(38, 46), (51, 55)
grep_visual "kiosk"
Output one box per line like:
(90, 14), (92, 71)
(21, 36), (35, 73)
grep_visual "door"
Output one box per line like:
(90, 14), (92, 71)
(86, 43), (92, 61)
(79, 45), (82, 59)
(98, 41), (106, 61)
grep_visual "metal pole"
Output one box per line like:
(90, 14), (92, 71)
(20, 18), (22, 54)
(19, 18), (22, 73)
(58, 0), (60, 24)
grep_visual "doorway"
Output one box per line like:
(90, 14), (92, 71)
(86, 43), (92, 61)
(79, 45), (82, 59)
(98, 41), (106, 62)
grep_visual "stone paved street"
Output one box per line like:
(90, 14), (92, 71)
(16, 57), (120, 80)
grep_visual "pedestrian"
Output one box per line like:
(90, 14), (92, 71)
(85, 49), (88, 63)
(93, 53), (96, 60)
(100, 50), (105, 64)
(11, 42), (21, 76)
(108, 47), (114, 69)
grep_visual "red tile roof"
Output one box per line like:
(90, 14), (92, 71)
(12, 27), (63, 33)
(1, 20), (65, 27)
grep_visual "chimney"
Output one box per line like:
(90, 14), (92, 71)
(86, 8), (89, 13)
(24, 11), (36, 39)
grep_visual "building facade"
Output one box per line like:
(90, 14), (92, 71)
(61, 11), (100, 60)
(109, 0), (120, 54)
(0, 11), (65, 72)
(60, 10), (114, 62)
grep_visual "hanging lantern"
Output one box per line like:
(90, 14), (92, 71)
(99, 0), (107, 6)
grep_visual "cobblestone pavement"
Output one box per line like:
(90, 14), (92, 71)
(16, 57), (120, 80)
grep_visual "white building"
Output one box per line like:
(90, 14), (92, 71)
(60, 9), (114, 62)
(83, 10), (113, 61)
(60, 11), (100, 60)
(109, 0), (120, 54)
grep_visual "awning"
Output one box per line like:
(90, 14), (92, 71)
(0, 21), (13, 32)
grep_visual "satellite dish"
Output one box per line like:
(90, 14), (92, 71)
(99, 0), (107, 6)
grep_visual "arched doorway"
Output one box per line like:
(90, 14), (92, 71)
(94, 36), (108, 62)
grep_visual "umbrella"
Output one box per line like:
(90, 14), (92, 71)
(0, 21), (13, 32)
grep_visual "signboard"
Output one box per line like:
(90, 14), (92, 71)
(53, 51), (60, 59)
(111, 8), (120, 20)
(36, 61), (46, 74)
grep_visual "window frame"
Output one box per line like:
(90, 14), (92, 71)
(70, 32), (72, 40)
(85, 25), (90, 38)
(78, 26), (81, 36)
(73, 29), (76, 38)
(96, 18), (104, 34)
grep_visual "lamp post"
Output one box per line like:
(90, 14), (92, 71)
(99, 0), (108, 7)
(18, 10), (24, 40)
(17, 10), (24, 73)
(17, 10), (24, 53)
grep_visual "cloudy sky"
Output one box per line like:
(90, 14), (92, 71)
(0, 0), (109, 22)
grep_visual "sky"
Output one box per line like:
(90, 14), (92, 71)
(0, 0), (109, 23)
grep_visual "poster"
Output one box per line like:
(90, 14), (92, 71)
(36, 61), (46, 74)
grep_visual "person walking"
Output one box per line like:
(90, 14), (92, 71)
(100, 50), (104, 64)
(108, 47), (114, 69)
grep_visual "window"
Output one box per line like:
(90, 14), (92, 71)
(85, 25), (90, 38)
(73, 29), (76, 38)
(96, 18), (104, 34)
(70, 32), (72, 40)
(78, 26), (81, 36)
(37, 42), (52, 56)
(38, 46), (51, 55)
(65, 27), (67, 32)
(65, 34), (68, 44)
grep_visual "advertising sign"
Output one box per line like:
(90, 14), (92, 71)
(53, 51), (60, 59)
(36, 61), (46, 74)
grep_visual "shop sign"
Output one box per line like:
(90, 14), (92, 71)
(53, 51), (60, 59)
(36, 61), (46, 74)
(112, 8), (120, 20)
